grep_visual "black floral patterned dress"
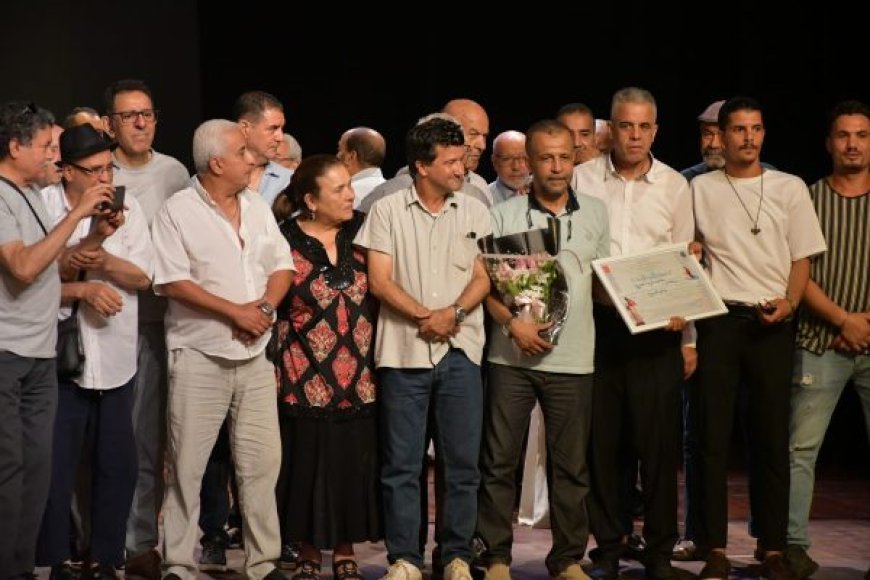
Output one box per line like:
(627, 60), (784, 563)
(273, 211), (381, 548)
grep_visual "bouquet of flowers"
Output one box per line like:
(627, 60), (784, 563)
(478, 221), (570, 344)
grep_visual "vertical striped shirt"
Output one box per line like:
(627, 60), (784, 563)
(796, 177), (870, 354)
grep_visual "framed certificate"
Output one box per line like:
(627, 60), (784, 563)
(591, 243), (727, 334)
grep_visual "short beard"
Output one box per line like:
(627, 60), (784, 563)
(704, 152), (725, 169)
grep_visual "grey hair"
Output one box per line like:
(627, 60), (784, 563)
(610, 87), (657, 120)
(416, 111), (461, 126)
(283, 133), (302, 161)
(192, 119), (239, 174)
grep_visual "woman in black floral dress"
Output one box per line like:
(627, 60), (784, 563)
(272, 155), (380, 580)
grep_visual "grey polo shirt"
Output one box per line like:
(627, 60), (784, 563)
(355, 185), (491, 368)
(487, 192), (610, 374)
(0, 179), (61, 358)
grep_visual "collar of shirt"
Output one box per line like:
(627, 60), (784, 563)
(403, 184), (459, 214)
(527, 187), (580, 217)
(603, 152), (662, 184)
(352, 167), (383, 182)
(191, 176), (254, 220)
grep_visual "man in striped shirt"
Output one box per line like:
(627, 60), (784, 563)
(786, 100), (870, 579)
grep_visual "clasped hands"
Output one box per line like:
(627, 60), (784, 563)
(231, 299), (274, 346)
(415, 307), (458, 344)
(831, 311), (870, 353)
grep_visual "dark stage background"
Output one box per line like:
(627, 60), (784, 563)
(2, 2), (868, 473)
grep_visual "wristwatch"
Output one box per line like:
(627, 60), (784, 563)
(453, 304), (467, 324)
(502, 312), (518, 337)
(258, 301), (275, 317)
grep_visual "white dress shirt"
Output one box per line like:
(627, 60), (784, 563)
(43, 185), (153, 390)
(152, 177), (294, 360)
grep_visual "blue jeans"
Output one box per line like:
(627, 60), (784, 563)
(379, 350), (483, 569)
(788, 348), (870, 547)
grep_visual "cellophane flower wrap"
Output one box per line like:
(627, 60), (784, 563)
(478, 222), (570, 345)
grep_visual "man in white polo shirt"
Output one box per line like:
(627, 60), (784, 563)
(151, 119), (293, 580)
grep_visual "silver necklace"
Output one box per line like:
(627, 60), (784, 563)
(724, 170), (764, 235)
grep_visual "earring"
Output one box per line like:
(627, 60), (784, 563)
(307, 206), (316, 220)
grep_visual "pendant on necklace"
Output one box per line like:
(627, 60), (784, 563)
(751, 227), (761, 235)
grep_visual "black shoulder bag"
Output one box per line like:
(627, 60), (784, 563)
(0, 176), (86, 379)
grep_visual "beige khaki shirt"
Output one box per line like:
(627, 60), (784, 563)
(355, 185), (491, 368)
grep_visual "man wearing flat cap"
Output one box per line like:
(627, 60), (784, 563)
(35, 123), (153, 579)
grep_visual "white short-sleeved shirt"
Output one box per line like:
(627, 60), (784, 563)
(354, 186), (492, 368)
(43, 186), (154, 390)
(692, 169), (827, 303)
(152, 177), (294, 360)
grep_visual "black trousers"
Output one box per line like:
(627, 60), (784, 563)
(692, 310), (793, 552)
(587, 305), (682, 563)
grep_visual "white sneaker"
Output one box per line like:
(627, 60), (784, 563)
(381, 559), (423, 580)
(444, 558), (473, 580)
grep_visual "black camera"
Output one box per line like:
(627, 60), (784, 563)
(99, 185), (126, 212)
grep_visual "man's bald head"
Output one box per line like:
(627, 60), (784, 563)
(442, 98), (489, 172)
(338, 126), (386, 175)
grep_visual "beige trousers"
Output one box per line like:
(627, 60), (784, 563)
(161, 348), (280, 580)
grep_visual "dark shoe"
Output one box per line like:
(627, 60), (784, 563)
(293, 560), (322, 580)
(760, 554), (797, 580)
(645, 558), (676, 580)
(198, 539), (227, 571)
(699, 551), (731, 579)
(590, 558), (618, 580)
(49, 563), (82, 580)
(334, 559), (364, 580)
(227, 525), (244, 549)
(280, 543), (301, 570)
(625, 533), (646, 562)
(125, 549), (162, 580)
(671, 538), (700, 561)
(783, 545), (819, 579)
(162, 575), (182, 580)
(265, 568), (287, 580)
(89, 563), (119, 579)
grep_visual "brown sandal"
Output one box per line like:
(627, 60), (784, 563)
(293, 559), (322, 580)
(333, 559), (363, 580)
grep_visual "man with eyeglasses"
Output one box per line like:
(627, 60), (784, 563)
(488, 131), (529, 205)
(101, 79), (190, 580)
(36, 123), (153, 580)
(0, 101), (112, 579)
(572, 87), (694, 580)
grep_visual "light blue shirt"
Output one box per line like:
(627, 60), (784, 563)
(259, 161), (293, 207)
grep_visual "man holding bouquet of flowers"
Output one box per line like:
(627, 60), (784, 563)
(477, 119), (610, 580)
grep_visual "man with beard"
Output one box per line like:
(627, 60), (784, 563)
(477, 120), (608, 580)
(556, 103), (598, 165)
(785, 100), (870, 579)
(691, 96), (826, 580)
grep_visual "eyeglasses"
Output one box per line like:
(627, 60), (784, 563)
(110, 109), (158, 125)
(493, 154), (528, 165)
(67, 162), (115, 177)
